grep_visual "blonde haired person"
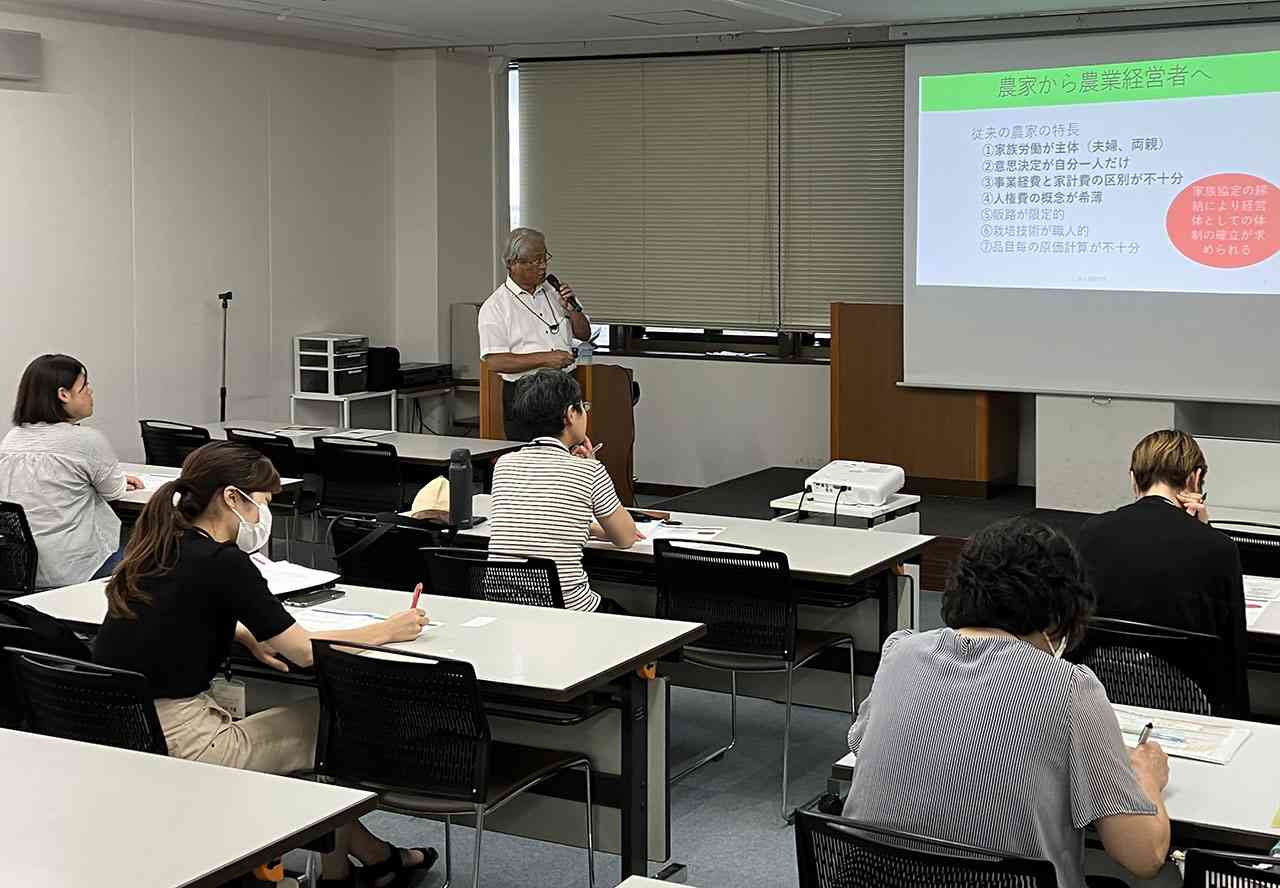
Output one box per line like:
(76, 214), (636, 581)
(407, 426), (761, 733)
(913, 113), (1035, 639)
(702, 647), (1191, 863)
(1077, 429), (1248, 714)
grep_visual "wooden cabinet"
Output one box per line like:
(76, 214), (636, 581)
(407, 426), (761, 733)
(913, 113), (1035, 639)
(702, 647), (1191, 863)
(831, 303), (1020, 496)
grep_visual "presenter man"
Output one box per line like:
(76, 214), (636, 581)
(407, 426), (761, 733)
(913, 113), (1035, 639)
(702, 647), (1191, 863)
(479, 227), (592, 441)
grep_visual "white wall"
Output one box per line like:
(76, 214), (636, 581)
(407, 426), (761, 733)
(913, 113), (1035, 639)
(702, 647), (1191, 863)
(0, 10), (393, 460)
(610, 356), (830, 488)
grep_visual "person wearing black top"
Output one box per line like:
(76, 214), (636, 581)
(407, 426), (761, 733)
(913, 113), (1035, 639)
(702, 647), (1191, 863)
(1076, 429), (1249, 714)
(95, 442), (435, 887)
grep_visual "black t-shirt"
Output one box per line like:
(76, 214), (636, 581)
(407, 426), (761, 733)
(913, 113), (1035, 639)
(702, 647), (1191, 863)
(94, 529), (295, 699)
(1076, 495), (1249, 712)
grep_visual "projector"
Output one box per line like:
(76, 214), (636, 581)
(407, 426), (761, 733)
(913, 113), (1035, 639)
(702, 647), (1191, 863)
(804, 460), (906, 507)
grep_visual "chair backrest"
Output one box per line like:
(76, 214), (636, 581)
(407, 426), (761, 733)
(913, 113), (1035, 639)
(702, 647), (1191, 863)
(225, 427), (306, 482)
(1210, 522), (1280, 578)
(0, 501), (38, 596)
(138, 420), (211, 468)
(0, 624), (34, 727)
(1182, 849), (1280, 887)
(794, 809), (1059, 888)
(423, 548), (564, 608)
(1072, 617), (1231, 716)
(311, 638), (490, 803)
(653, 539), (797, 660)
(313, 437), (403, 517)
(330, 516), (434, 592)
(6, 648), (167, 755)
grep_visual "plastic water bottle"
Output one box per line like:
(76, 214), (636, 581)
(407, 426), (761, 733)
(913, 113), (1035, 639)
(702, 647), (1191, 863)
(448, 448), (473, 528)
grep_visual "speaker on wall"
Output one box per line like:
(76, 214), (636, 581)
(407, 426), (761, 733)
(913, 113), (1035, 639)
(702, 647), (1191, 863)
(0, 30), (41, 82)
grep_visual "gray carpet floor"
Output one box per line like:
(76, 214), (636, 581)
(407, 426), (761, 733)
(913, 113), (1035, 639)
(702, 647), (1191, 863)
(323, 594), (953, 888)
(356, 684), (851, 888)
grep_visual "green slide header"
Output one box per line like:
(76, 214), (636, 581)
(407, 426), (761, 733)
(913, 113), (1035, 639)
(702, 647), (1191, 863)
(921, 49), (1280, 112)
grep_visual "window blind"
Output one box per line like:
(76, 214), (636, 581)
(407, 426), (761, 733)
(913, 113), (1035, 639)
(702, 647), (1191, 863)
(519, 54), (778, 329)
(517, 46), (904, 332)
(781, 47), (906, 329)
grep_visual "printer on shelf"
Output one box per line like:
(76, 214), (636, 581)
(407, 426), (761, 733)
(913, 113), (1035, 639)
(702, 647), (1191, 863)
(804, 460), (906, 507)
(366, 346), (451, 390)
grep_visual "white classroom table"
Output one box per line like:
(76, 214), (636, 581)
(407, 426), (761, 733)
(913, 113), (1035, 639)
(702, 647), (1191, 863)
(289, 389), (396, 430)
(113, 462), (303, 516)
(22, 580), (705, 879)
(0, 727), (375, 888)
(460, 494), (933, 642)
(769, 491), (922, 531)
(830, 706), (1280, 853)
(620, 879), (695, 887)
(204, 420), (524, 468)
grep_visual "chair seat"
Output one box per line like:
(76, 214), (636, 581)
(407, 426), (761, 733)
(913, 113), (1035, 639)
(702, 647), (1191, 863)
(682, 629), (853, 672)
(379, 741), (586, 814)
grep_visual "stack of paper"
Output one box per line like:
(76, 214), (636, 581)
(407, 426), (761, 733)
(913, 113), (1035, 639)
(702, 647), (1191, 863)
(248, 553), (340, 598)
(1114, 705), (1251, 765)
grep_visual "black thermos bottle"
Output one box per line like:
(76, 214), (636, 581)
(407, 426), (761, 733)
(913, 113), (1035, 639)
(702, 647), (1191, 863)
(448, 448), (473, 528)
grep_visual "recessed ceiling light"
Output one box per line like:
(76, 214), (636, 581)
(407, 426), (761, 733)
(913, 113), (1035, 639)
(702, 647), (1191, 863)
(717, 0), (839, 26)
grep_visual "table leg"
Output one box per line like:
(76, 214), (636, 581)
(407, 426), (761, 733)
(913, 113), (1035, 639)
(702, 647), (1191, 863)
(289, 396), (296, 424)
(341, 400), (350, 430)
(389, 392), (397, 432)
(447, 386), (457, 436)
(879, 570), (899, 646)
(620, 671), (648, 879)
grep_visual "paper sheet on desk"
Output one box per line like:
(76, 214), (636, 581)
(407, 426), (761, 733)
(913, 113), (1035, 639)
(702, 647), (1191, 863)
(1114, 705), (1251, 764)
(292, 608), (381, 632)
(326, 428), (393, 441)
(249, 554), (340, 598)
(134, 472), (179, 490)
(1247, 600), (1274, 628)
(272, 425), (329, 438)
(644, 524), (726, 542)
(1244, 575), (1280, 601)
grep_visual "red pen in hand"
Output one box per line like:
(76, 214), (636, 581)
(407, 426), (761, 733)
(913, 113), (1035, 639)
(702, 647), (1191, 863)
(411, 582), (423, 610)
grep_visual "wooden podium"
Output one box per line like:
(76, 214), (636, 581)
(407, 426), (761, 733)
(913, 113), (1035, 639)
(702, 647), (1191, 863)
(480, 362), (636, 505)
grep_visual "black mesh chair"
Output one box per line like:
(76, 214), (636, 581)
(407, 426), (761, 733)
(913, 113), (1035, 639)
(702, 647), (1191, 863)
(311, 639), (595, 888)
(653, 538), (856, 821)
(313, 437), (403, 520)
(139, 420), (211, 468)
(1071, 617), (1235, 716)
(0, 501), (38, 597)
(795, 809), (1058, 888)
(330, 516), (437, 592)
(1182, 849), (1280, 886)
(226, 427), (319, 562)
(423, 548), (564, 608)
(6, 648), (167, 755)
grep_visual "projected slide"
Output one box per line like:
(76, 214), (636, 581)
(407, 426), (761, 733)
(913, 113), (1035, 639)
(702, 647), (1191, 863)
(916, 49), (1280, 293)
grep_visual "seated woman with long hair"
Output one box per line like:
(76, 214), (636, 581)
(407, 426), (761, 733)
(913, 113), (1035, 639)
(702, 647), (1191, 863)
(94, 441), (435, 887)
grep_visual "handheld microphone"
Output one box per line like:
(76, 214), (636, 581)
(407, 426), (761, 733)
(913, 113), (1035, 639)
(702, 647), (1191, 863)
(545, 273), (584, 313)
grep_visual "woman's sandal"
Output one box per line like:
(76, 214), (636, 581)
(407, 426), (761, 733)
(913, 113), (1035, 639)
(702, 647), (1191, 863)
(359, 843), (439, 888)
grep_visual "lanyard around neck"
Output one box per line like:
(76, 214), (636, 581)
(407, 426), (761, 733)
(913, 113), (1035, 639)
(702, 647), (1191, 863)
(505, 281), (559, 334)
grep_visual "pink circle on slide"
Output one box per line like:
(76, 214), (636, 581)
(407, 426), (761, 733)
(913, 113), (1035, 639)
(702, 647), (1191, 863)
(1167, 173), (1280, 268)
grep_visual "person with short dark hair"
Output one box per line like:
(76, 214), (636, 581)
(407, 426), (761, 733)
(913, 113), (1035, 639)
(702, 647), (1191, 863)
(843, 518), (1171, 888)
(1076, 429), (1248, 712)
(0, 354), (142, 587)
(487, 369), (642, 612)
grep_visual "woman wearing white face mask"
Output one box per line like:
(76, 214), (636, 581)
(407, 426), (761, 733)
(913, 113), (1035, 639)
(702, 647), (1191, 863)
(95, 441), (438, 887)
(841, 518), (1172, 888)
